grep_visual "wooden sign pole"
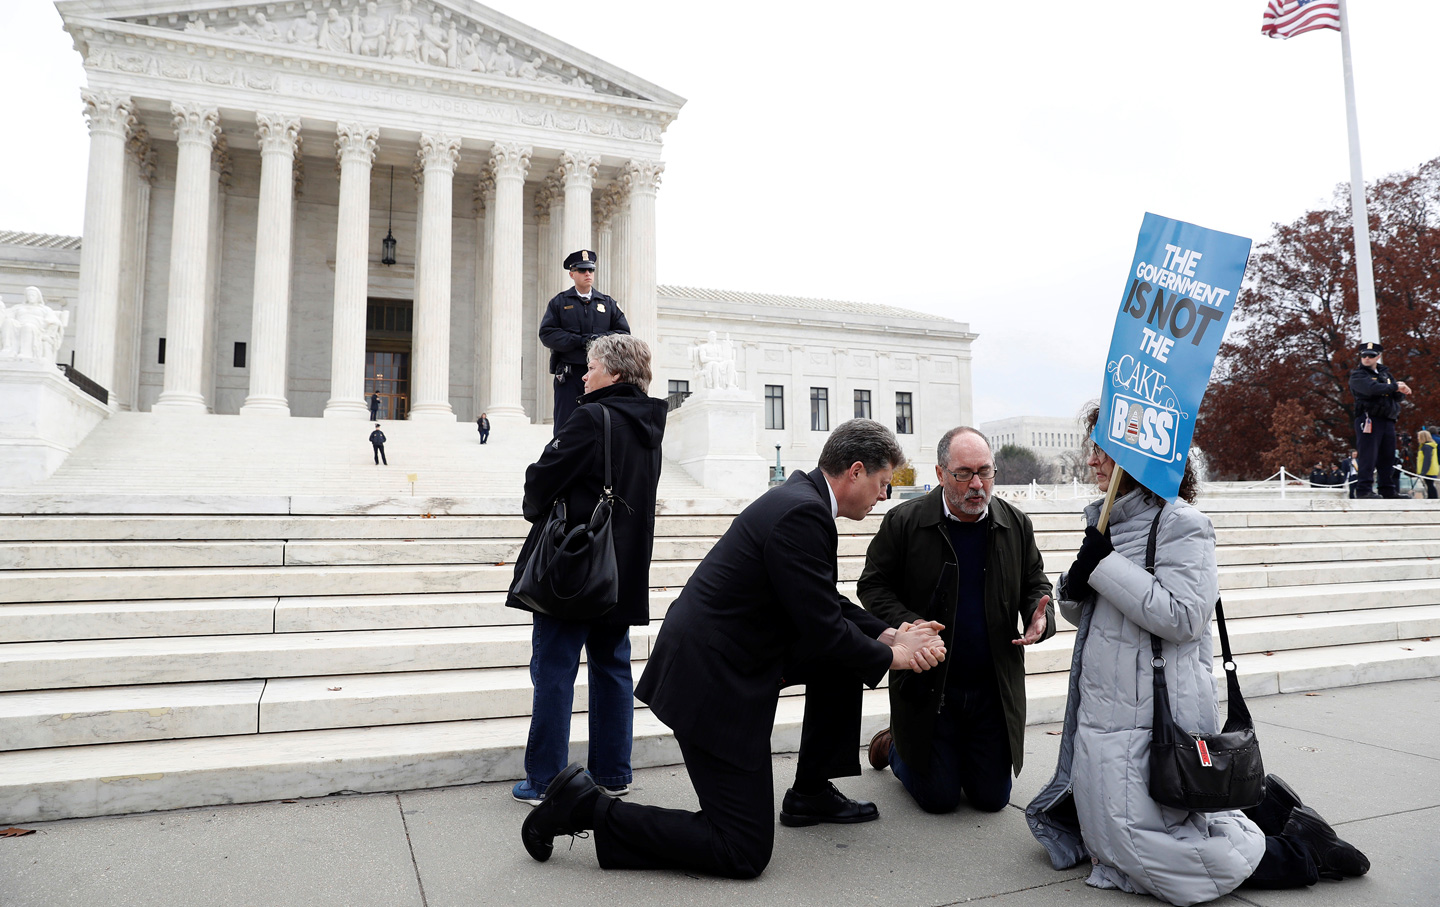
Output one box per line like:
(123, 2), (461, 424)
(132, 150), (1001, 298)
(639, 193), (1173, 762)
(1096, 464), (1127, 533)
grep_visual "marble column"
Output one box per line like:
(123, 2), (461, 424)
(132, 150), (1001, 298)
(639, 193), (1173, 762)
(559, 151), (598, 256)
(609, 184), (631, 309)
(594, 185), (619, 285)
(622, 159), (663, 350)
(75, 90), (133, 398)
(538, 177), (564, 423)
(201, 137), (231, 412)
(324, 123), (379, 418)
(153, 104), (220, 412)
(240, 114), (302, 416)
(471, 168), (495, 422)
(408, 133), (461, 421)
(114, 125), (155, 412)
(485, 142), (531, 420)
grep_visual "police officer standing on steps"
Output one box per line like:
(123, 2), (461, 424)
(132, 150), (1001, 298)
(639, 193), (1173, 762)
(538, 250), (630, 435)
(1350, 341), (1412, 499)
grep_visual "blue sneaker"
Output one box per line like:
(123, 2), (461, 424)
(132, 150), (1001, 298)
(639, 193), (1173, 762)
(512, 778), (545, 806)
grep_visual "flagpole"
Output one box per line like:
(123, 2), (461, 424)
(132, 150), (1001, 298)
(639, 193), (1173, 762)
(1338, 0), (1379, 343)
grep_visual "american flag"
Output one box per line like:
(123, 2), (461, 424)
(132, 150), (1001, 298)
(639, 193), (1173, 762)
(1261, 0), (1341, 39)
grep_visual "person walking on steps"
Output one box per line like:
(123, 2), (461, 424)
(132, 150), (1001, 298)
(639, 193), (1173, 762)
(369, 423), (387, 465)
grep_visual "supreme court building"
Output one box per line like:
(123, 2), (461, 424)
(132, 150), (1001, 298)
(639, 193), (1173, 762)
(8, 0), (972, 475)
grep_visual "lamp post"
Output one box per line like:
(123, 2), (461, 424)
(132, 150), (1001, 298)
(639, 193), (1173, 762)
(381, 165), (397, 266)
(770, 444), (785, 486)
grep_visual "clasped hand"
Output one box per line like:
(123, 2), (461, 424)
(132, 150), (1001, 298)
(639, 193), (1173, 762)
(887, 620), (947, 672)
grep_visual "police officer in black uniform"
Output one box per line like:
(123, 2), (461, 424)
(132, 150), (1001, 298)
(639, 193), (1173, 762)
(1350, 341), (1412, 499)
(538, 250), (630, 434)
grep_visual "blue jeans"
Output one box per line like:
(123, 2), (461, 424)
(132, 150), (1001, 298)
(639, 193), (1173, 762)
(523, 612), (634, 791)
(889, 682), (1012, 813)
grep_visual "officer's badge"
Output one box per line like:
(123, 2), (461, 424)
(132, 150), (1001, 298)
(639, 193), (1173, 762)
(596, 304), (605, 312)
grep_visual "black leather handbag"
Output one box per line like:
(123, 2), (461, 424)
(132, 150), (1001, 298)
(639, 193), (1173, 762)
(1144, 508), (1266, 811)
(512, 405), (620, 621)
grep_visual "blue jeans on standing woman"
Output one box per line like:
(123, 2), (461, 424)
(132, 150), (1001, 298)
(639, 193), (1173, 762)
(523, 611), (635, 792)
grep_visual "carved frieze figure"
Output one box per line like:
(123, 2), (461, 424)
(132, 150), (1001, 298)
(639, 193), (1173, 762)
(690, 330), (739, 390)
(253, 12), (281, 42)
(456, 31), (486, 72)
(287, 10), (321, 48)
(419, 12), (451, 67)
(0, 287), (69, 364)
(490, 40), (517, 77)
(388, 0), (423, 62)
(354, 3), (388, 57)
(320, 8), (351, 54)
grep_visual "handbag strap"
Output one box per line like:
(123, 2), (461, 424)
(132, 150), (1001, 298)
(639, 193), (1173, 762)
(599, 404), (614, 500)
(1145, 505), (1253, 731)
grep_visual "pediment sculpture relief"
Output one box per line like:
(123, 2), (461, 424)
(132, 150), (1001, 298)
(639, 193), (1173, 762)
(154, 0), (620, 97)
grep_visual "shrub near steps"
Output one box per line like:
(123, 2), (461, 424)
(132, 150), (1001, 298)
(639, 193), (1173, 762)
(0, 495), (1438, 822)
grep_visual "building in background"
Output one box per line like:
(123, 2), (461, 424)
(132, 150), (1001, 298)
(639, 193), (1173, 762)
(980, 414), (1086, 480)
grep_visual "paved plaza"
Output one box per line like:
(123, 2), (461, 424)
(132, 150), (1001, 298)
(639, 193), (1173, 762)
(2, 676), (1434, 907)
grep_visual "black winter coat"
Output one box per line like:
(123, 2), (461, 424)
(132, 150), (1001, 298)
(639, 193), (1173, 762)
(636, 469), (892, 771)
(505, 382), (666, 625)
(538, 288), (630, 374)
(1350, 362), (1403, 421)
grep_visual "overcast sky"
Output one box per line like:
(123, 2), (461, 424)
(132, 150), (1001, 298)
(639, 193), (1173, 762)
(3, 0), (1438, 425)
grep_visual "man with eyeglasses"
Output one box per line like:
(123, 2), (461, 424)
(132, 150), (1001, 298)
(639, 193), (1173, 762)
(1350, 341), (1412, 499)
(858, 426), (1054, 814)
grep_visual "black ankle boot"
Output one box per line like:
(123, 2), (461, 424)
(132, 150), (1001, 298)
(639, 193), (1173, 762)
(1283, 805), (1370, 880)
(1244, 774), (1304, 836)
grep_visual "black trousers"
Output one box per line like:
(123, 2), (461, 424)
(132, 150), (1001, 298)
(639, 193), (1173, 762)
(887, 681), (1012, 813)
(552, 374), (581, 436)
(1240, 834), (1320, 889)
(478, 427), (489, 444)
(1355, 416), (1397, 496)
(372, 443), (386, 465)
(591, 663), (863, 879)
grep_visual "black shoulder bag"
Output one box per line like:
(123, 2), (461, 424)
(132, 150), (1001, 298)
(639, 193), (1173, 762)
(513, 405), (620, 621)
(1145, 508), (1265, 811)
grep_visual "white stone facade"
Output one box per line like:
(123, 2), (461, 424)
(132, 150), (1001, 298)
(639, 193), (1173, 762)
(50, 0), (683, 424)
(981, 414), (1088, 477)
(0, 2), (973, 488)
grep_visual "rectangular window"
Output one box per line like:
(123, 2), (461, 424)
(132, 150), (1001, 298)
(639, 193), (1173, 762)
(233, 342), (247, 369)
(810, 387), (830, 432)
(158, 337), (166, 365)
(853, 389), (871, 420)
(765, 385), (784, 430)
(896, 392), (913, 435)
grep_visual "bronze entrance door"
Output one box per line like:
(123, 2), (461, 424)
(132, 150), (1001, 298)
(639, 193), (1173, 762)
(365, 298), (412, 420)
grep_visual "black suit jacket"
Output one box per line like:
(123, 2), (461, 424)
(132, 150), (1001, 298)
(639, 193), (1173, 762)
(636, 468), (892, 770)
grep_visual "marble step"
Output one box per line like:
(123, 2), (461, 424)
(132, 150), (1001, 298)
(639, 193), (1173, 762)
(0, 681), (265, 750)
(0, 514), (750, 543)
(0, 625), (655, 693)
(0, 597), (279, 643)
(6, 635), (1439, 825)
(8, 609), (1436, 750)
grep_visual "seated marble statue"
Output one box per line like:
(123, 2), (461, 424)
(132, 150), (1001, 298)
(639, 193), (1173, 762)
(320, 8), (351, 54)
(0, 287), (69, 363)
(690, 330), (739, 391)
(287, 10), (322, 48)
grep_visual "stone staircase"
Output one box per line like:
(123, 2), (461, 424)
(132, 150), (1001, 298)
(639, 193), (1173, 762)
(0, 484), (1437, 823)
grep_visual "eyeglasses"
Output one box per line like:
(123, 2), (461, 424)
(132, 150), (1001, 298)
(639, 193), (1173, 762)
(942, 465), (996, 483)
(1360, 352), (1379, 359)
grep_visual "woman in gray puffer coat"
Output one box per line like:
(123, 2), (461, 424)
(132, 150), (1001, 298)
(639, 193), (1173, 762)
(1025, 404), (1370, 906)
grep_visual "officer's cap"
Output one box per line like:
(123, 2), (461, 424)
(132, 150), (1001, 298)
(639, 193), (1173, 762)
(563, 250), (597, 271)
(1358, 341), (1384, 357)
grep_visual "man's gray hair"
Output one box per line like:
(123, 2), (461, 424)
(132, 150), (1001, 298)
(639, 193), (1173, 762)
(936, 426), (991, 466)
(587, 334), (652, 393)
(818, 419), (906, 475)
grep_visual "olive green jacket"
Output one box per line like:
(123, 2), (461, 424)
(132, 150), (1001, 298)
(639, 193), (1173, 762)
(858, 488), (1054, 775)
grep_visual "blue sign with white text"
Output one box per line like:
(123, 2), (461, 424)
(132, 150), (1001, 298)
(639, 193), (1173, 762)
(1095, 213), (1251, 501)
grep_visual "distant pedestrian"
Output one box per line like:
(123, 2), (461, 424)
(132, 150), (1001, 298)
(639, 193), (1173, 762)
(369, 392), (381, 420)
(478, 412), (491, 444)
(369, 423), (387, 465)
(1342, 450), (1360, 498)
(1417, 430), (1438, 499)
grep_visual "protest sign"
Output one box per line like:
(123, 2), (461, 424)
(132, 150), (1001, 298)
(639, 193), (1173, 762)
(1095, 213), (1251, 502)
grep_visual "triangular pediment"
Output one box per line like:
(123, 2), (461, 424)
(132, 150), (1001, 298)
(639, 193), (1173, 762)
(56, 0), (684, 108)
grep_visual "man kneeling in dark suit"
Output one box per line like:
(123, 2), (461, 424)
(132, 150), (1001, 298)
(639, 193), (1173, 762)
(520, 419), (947, 878)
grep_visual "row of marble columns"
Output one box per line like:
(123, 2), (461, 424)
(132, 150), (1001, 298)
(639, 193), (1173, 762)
(74, 90), (663, 423)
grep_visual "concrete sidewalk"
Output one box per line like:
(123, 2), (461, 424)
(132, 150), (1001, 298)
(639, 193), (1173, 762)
(3, 677), (1437, 907)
